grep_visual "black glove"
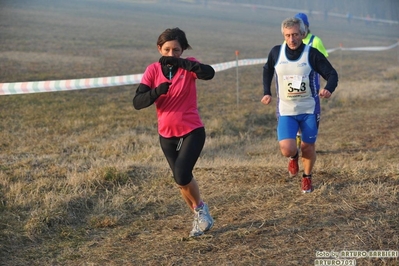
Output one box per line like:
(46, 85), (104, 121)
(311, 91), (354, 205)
(159, 56), (200, 71)
(159, 56), (179, 67)
(155, 82), (170, 96)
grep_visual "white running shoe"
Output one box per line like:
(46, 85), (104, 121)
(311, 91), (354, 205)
(189, 218), (204, 237)
(189, 203), (214, 237)
(195, 203), (214, 232)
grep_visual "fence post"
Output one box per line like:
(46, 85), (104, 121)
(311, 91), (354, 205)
(235, 50), (240, 107)
(339, 43), (343, 78)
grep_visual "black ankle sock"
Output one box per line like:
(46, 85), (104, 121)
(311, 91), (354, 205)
(290, 151), (298, 159)
(303, 173), (312, 178)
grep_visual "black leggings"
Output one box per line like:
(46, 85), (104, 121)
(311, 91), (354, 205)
(159, 127), (205, 186)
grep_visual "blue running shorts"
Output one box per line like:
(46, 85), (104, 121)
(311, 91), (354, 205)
(277, 114), (320, 143)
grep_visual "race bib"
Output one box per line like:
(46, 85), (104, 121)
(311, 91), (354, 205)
(282, 75), (311, 100)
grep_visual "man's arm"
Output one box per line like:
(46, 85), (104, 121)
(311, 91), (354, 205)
(309, 48), (338, 93)
(262, 45), (280, 96)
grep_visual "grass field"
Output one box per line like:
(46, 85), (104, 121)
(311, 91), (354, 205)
(1, 0), (399, 265)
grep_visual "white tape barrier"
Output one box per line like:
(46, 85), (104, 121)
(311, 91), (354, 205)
(0, 74), (143, 96)
(0, 42), (398, 96)
(211, 58), (268, 72)
(327, 41), (399, 53)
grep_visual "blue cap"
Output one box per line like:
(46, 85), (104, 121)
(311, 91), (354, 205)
(295, 13), (309, 26)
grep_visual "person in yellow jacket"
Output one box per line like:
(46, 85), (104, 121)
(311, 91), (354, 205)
(295, 13), (328, 57)
(291, 12), (329, 177)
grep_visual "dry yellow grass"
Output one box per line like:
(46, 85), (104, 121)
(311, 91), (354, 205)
(0, 1), (398, 265)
